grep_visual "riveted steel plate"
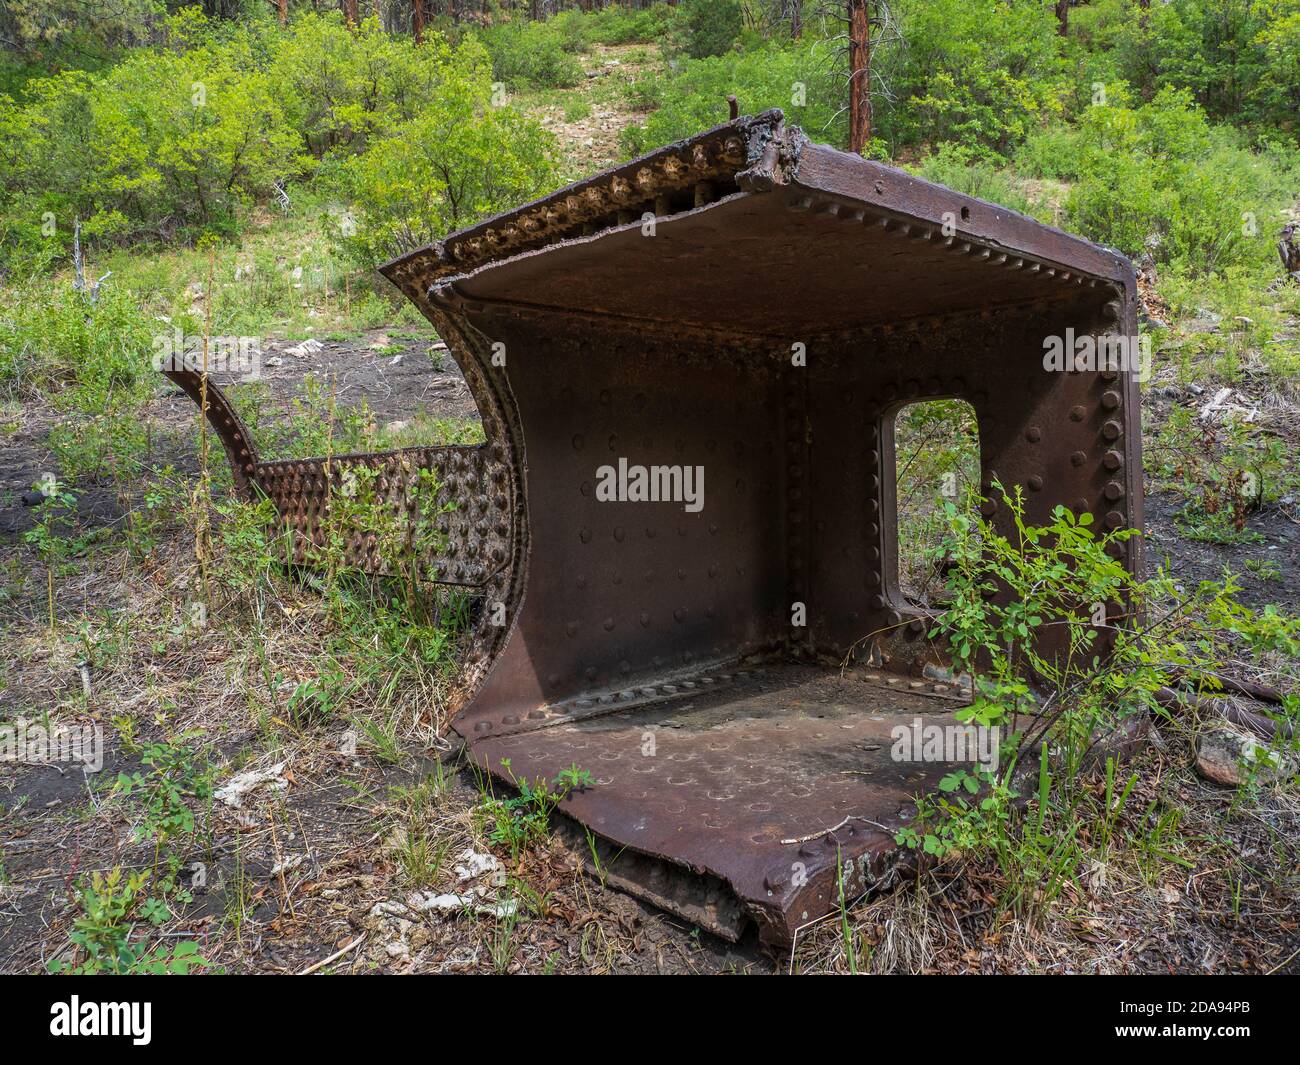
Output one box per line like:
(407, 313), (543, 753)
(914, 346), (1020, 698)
(255, 446), (511, 586)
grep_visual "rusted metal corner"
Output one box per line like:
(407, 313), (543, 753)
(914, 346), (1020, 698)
(378, 109), (792, 302)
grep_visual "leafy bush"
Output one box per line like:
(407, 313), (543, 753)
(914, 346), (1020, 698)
(271, 12), (469, 159)
(915, 143), (1047, 221)
(622, 41), (842, 156)
(1101, 0), (1300, 141)
(1017, 87), (1298, 276)
(583, 3), (677, 46)
(475, 18), (585, 91)
(880, 0), (1070, 159)
(0, 11), (560, 272)
(343, 39), (558, 268)
(0, 22), (305, 254)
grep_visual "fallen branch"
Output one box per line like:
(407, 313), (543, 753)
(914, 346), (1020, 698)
(1152, 687), (1294, 741)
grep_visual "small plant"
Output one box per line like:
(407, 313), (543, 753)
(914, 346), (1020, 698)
(479, 761), (594, 863)
(23, 478), (79, 635)
(891, 484), (1300, 926)
(51, 867), (205, 975)
(114, 737), (214, 894)
(1245, 557), (1282, 583)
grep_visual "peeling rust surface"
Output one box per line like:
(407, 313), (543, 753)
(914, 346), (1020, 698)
(164, 111), (1143, 949)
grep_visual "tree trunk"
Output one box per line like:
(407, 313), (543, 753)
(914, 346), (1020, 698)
(414, 0), (424, 41)
(848, 0), (872, 154)
(278, 0), (288, 27)
(789, 0), (802, 40)
(1055, 0), (1069, 36)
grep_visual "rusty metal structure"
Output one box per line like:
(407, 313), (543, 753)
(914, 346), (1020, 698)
(165, 111), (1142, 948)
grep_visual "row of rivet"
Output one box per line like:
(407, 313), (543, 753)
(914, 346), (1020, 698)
(446, 133), (750, 273)
(789, 193), (1111, 291)
(476, 667), (764, 734)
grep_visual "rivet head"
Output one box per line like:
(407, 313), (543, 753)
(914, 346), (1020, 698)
(1101, 390), (1121, 410)
(1025, 426), (1042, 442)
(1102, 420), (1123, 441)
(1104, 481), (1124, 501)
(1070, 450), (1087, 467)
(1027, 475), (1044, 491)
(1104, 510), (1125, 529)
(1103, 449), (1123, 471)
(1069, 405), (1086, 422)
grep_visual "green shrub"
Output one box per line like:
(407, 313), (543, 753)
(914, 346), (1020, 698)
(343, 39), (558, 268)
(622, 41), (842, 156)
(0, 23), (305, 256)
(271, 12), (468, 159)
(1103, 0), (1300, 141)
(915, 143), (1047, 221)
(673, 0), (742, 60)
(583, 3), (677, 46)
(475, 18), (585, 91)
(1064, 89), (1295, 275)
(880, 0), (1070, 159)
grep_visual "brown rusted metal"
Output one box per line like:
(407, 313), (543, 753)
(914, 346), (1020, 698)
(160, 365), (260, 496)
(163, 364), (513, 590)
(166, 111), (1143, 948)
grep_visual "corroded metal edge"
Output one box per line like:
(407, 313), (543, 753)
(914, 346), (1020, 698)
(377, 109), (788, 303)
(161, 366), (260, 495)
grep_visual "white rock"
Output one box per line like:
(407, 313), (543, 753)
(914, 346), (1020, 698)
(214, 762), (288, 807)
(454, 848), (501, 881)
(285, 338), (323, 359)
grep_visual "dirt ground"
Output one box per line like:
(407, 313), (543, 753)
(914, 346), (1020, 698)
(2, 327), (1297, 975)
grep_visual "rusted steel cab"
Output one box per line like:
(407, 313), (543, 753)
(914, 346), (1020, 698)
(168, 112), (1141, 946)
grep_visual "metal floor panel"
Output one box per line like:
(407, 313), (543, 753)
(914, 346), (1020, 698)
(471, 661), (976, 945)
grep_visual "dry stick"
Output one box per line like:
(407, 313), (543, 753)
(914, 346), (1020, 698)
(297, 933), (366, 975)
(193, 249), (216, 607)
(780, 813), (890, 845)
(269, 811), (295, 920)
